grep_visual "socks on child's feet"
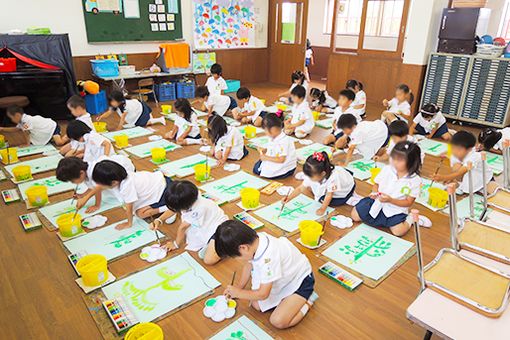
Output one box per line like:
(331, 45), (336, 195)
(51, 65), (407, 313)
(185, 138), (202, 145)
(149, 117), (166, 126)
(406, 214), (432, 228)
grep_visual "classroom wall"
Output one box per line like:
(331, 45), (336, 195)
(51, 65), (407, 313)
(306, 0), (331, 47)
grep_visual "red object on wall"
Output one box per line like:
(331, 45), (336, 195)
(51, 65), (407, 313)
(0, 58), (16, 72)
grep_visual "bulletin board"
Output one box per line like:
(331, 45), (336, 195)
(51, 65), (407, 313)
(82, 0), (183, 42)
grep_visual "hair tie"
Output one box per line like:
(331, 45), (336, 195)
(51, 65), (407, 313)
(275, 110), (283, 118)
(313, 152), (325, 162)
(420, 109), (436, 115)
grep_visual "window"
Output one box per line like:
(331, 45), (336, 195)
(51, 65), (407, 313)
(323, 0), (363, 35)
(498, 0), (510, 41)
(364, 0), (404, 37)
(323, 0), (335, 34)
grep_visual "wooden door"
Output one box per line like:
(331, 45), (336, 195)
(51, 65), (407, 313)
(269, 0), (309, 85)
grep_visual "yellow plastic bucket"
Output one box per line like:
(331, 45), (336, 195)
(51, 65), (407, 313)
(93, 121), (107, 132)
(276, 104), (287, 111)
(299, 220), (324, 247)
(0, 135), (5, 148)
(194, 163), (211, 182)
(114, 134), (129, 148)
(312, 111), (321, 121)
(151, 147), (167, 163)
(25, 185), (49, 207)
(0, 148), (18, 164)
(12, 165), (32, 181)
(369, 167), (382, 184)
(125, 322), (164, 340)
(57, 212), (83, 238)
(161, 104), (172, 114)
(76, 254), (108, 287)
(244, 125), (257, 139)
(428, 187), (448, 209)
(240, 188), (260, 209)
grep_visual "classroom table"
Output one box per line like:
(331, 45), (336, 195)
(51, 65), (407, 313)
(406, 250), (510, 340)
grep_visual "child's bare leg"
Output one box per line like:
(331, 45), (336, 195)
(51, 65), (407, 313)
(441, 132), (452, 141)
(250, 300), (261, 311)
(136, 206), (163, 219)
(351, 207), (361, 222)
(322, 134), (336, 145)
(232, 108), (242, 120)
(53, 135), (66, 146)
(269, 294), (310, 329)
(203, 240), (221, 265)
(381, 111), (396, 124)
(389, 222), (411, 237)
(60, 143), (72, 155)
(335, 135), (348, 149)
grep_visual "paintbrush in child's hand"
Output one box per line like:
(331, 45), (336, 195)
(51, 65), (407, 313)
(151, 216), (161, 245)
(429, 160), (443, 187)
(70, 184), (79, 205)
(278, 190), (291, 219)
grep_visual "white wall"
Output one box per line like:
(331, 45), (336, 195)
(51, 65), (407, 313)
(486, 0), (506, 36)
(306, 0), (331, 47)
(0, 0), (268, 56)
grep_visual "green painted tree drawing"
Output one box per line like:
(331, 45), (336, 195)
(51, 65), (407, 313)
(214, 180), (249, 195)
(339, 235), (392, 262)
(276, 201), (312, 220)
(108, 229), (145, 248)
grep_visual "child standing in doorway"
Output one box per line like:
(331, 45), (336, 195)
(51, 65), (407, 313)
(304, 39), (314, 82)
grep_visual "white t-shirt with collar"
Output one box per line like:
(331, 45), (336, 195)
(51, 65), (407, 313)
(85, 154), (135, 189)
(349, 120), (388, 159)
(116, 171), (167, 211)
(250, 232), (312, 312)
(181, 196), (228, 251)
(71, 113), (96, 151)
(115, 99), (143, 125)
(206, 76), (227, 97)
(388, 98), (411, 123)
(494, 127), (510, 151)
(413, 111), (447, 133)
(386, 135), (425, 163)
(450, 149), (493, 194)
(351, 90), (366, 117)
(240, 96), (266, 122)
(369, 165), (422, 218)
(303, 166), (355, 200)
(215, 126), (245, 160)
(206, 94), (231, 116)
(82, 131), (115, 164)
(175, 113), (200, 139)
(290, 101), (314, 133)
(260, 132), (297, 178)
(17, 114), (57, 146)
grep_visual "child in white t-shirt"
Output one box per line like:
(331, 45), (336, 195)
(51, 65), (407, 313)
(92, 160), (173, 229)
(205, 63), (228, 96)
(346, 79), (367, 118)
(254, 113), (297, 179)
(381, 84), (414, 124)
(60, 95), (96, 156)
(284, 85), (314, 138)
(304, 40), (314, 82)
(98, 91), (165, 130)
(478, 127), (510, 153)
(232, 87), (267, 127)
(277, 70), (309, 104)
(165, 98), (201, 145)
(196, 86), (237, 117)
(353, 141), (428, 236)
(208, 115), (247, 164)
(284, 151), (357, 214)
(324, 89), (359, 146)
(214, 220), (317, 329)
(410, 103), (451, 141)
(66, 120), (115, 163)
(1, 106), (64, 146)
(151, 180), (228, 265)
(310, 88), (337, 113)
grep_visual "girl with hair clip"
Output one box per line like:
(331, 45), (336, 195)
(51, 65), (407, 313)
(410, 103), (451, 141)
(352, 141), (431, 237)
(164, 98), (202, 145)
(278, 70), (309, 104)
(381, 84), (414, 124)
(346, 79), (366, 118)
(207, 114), (247, 165)
(283, 151), (357, 215)
(310, 88), (337, 113)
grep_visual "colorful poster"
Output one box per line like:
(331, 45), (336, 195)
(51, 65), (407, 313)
(193, 0), (256, 49)
(193, 52), (217, 73)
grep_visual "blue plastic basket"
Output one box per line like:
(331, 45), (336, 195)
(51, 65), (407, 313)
(90, 59), (119, 78)
(155, 82), (176, 101)
(176, 81), (196, 99)
(225, 79), (241, 93)
(84, 90), (108, 115)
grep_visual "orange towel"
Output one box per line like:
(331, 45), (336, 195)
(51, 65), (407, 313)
(158, 43), (190, 68)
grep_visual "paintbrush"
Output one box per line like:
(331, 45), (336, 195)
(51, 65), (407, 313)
(429, 160), (443, 188)
(278, 189), (291, 219)
(231, 271), (236, 286)
(205, 154), (209, 180)
(70, 184), (79, 205)
(151, 216), (161, 245)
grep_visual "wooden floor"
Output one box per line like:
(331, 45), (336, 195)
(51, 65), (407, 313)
(0, 82), (483, 339)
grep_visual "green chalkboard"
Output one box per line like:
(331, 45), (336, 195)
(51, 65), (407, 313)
(82, 0), (183, 43)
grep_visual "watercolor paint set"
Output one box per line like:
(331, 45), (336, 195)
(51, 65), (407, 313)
(67, 251), (88, 275)
(19, 212), (42, 232)
(319, 261), (363, 291)
(2, 189), (20, 204)
(103, 297), (139, 333)
(233, 211), (264, 230)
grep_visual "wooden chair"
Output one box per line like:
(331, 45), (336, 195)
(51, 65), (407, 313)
(132, 78), (158, 105)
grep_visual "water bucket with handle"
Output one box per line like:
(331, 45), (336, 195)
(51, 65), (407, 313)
(125, 322), (164, 340)
(299, 220), (324, 247)
(151, 147), (167, 164)
(244, 125), (257, 139)
(12, 165), (32, 181)
(240, 188), (260, 209)
(161, 104), (172, 114)
(0, 148), (18, 164)
(76, 254), (108, 287)
(114, 134), (129, 148)
(93, 121), (107, 132)
(428, 187), (448, 209)
(25, 185), (49, 207)
(57, 212), (83, 238)
(194, 163), (211, 182)
(312, 111), (321, 121)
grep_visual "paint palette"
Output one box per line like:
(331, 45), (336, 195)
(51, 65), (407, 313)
(103, 297), (139, 333)
(319, 261), (363, 291)
(233, 211), (264, 230)
(19, 212), (42, 232)
(2, 189), (20, 204)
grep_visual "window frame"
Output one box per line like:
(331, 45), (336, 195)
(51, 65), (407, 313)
(497, 0), (510, 41)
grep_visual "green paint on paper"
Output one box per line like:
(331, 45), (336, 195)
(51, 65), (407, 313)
(339, 235), (391, 262)
(346, 159), (385, 180)
(418, 138), (448, 156)
(210, 316), (273, 340)
(102, 126), (153, 141)
(109, 229), (145, 248)
(124, 140), (180, 158)
(5, 154), (63, 176)
(200, 171), (269, 202)
(296, 143), (334, 163)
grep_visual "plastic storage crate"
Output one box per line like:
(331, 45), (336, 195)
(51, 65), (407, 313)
(225, 79), (241, 93)
(85, 90), (108, 115)
(90, 59), (119, 78)
(176, 81), (196, 99)
(155, 82), (177, 101)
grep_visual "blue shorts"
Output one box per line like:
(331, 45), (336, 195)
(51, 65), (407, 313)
(135, 101), (152, 127)
(319, 183), (356, 207)
(355, 197), (407, 228)
(253, 160), (295, 179)
(415, 123), (449, 138)
(53, 124), (61, 136)
(294, 273), (315, 300)
(228, 96), (238, 110)
(258, 111), (268, 120)
(331, 131), (344, 140)
(150, 176), (173, 209)
(188, 133), (202, 140)
(305, 58), (312, 67)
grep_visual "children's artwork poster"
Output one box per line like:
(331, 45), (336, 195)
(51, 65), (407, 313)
(64, 218), (164, 261)
(415, 178), (448, 212)
(346, 159), (385, 181)
(210, 315), (274, 340)
(192, 52), (217, 74)
(444, 194), (490, 220)
(486, 152), (504, 175)
(102, 127), (154, 141)
(85, 0), (122, 13)
(102, 252), (220, 322)
(322, 224), (414, 281)
(418, 138), (448, 157)
(193, 0), (256, 49)
(18, 176), (75, 201)
(124, 140), (181, 158)
(200, 171), (269, 202)
(296, 143), (335, 164)
(159, 154), (219, 177)
(15, 144), (57, 158)
(253, 194), (333, 233)
(5, 154), (63, 177)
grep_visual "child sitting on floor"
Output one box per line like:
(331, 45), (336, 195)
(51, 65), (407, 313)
(254, 113), (297, 179)
(410, 103), (451, 141)
(232, 87), (267, 127)
(150, 180), (228, 265)
(92, 160), (173, 229)
(284, 151), (357, 215)
(208, 114), (247, 164)
(478, 127), (510, 153)
(346, 79), (366, 118)
(284, 85), (314, 138)
(310, 88), (337, 113)
(196, 86), (237, 117)
(323, 89), (359, 146)
(433, 131), (495, 194)
(377, 120), (424, 163)
(1, 105), (64, 146)
(214, 220), (318, 329)
(60, 95), (96, 156)
(98, 91), (165, 131)
(278, 70), (309, 104)
(353, 141), (430, 236)
(164, 98), (201, 145)
(56, 155), (135, 213)
(66, 120), (115, 163)
(205, 63), (227, 96)
(381, 84), (414, 124)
